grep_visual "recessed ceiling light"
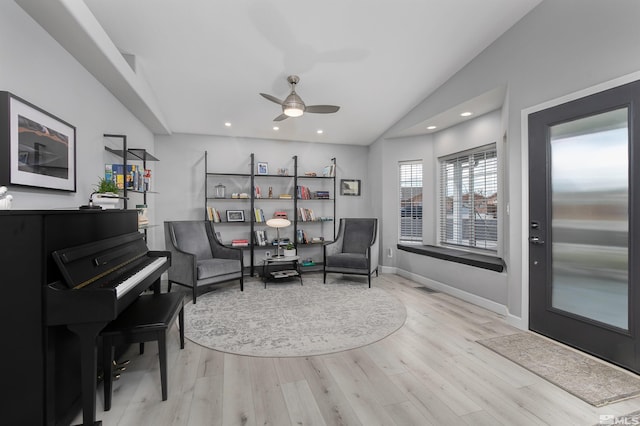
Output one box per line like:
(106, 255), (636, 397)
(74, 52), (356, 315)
(224, 122), (232, 127)
(460, 112), (473, 117)
(317, 129), (323, 134)
(427, 125), (437, 130)
(273, 126), (279, 131)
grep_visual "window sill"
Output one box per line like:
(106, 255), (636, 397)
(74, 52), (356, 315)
(397, 244), (505, 272)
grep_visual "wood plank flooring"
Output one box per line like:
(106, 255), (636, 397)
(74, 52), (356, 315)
(76, 273), (640, 425)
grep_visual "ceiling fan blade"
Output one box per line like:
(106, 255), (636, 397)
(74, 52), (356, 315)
(260, 93), (284, 105)
(305, 105), (340, 114)
(273, 114), (289, 122)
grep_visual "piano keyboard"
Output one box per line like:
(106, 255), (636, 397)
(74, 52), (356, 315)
(116, 256), (168, 298)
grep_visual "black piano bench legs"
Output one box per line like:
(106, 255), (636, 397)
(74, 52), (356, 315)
(100, 292), (185, 411)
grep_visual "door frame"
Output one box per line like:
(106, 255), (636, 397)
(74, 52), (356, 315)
(518, 70), (640, 331)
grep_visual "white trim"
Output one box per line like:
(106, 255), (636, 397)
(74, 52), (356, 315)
(395, 268), (509, 317)
(519, 69), (640, 332)
(380, 265), (398, 274)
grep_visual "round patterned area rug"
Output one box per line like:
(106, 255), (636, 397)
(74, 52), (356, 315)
(183, 276), (406, 357)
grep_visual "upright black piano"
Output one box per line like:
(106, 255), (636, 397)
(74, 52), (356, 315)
(0, 209), (169, 425)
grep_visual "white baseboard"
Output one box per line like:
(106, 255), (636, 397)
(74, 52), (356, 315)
(395, 268), (509, 318)
(380, 265), (397, 274)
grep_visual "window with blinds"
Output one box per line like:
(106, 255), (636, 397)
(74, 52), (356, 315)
(439, 144), (498, 251)
(399, 161), (423, 241)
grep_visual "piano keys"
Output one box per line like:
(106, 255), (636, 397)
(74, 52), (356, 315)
(47, 232), (170, 326)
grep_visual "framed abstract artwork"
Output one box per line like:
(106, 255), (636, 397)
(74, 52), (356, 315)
(0, 91), (76, 191)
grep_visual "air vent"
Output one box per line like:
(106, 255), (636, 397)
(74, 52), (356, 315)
(414, 286), (438, 294)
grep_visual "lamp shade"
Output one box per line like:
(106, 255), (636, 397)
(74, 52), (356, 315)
(283, 92), (305, 117)
(266, 218), (291, 228)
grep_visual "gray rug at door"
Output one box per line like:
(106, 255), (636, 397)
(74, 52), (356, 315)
(184, 276), (407, 357)
(478, 332), (640, 407)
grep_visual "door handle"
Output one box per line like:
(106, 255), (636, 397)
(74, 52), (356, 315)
(530, 236), (544, 245)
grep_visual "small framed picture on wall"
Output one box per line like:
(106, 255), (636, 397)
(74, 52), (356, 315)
(340, 179), (361, 196)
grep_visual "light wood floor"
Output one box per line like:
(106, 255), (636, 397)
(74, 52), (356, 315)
(77, 273), (640, 425)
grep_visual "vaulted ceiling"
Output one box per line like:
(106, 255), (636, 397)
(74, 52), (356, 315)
(17, 0), (541, 145)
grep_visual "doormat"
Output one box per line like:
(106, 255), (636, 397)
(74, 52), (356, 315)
(477, 332), (640, 407)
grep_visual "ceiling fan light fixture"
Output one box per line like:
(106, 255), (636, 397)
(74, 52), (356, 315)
(283, 92), (305, 117)
(284, 106), (304, 117)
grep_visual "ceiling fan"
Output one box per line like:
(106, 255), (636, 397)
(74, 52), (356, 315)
(260, 75), (340, 121)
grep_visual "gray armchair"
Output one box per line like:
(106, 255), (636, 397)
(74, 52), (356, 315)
(323, 218), (379, 287)
(164, 220), (243, 303)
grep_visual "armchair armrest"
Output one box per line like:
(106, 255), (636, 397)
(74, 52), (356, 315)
(211, 242), (243, 260)
(165, 245), (197, 285)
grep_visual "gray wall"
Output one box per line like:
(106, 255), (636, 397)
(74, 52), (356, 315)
(153, 133), (371, 264)
(371, 0), (640, 325)
(0, 1), (156, 240)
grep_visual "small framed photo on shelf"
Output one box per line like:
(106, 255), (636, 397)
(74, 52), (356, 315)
(226, 209), (245, 222)
(340, 179), (361, 196)
(257, 162), (268, 175)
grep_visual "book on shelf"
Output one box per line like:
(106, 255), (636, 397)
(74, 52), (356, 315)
(296, 185), (311, 200)
(298, 207), (316, 222)
(274, 211), (288, 220)
(231, 239), (249, 247)
(207, 206), (222, 222)
(272, 238), (290, 246)
(314, 190), (330, 199)
(254, 229), (267, 246)
(254, 208), (265, 222)
(278, 194), (292, 199)
(105, 164), (150, 191)
(296, 229), (309, 244)
(322, 163), (336, 177)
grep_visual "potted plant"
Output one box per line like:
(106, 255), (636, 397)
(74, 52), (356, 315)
(96, 177), (119, 194)
(92, 177), (121, 209)
(283, 242), (296, 257)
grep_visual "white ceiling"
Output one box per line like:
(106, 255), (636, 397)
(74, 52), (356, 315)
(18, 0), (541, 145)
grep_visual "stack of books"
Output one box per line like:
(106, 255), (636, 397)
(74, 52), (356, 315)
(231, 239), (249, 247)
(314, 191), (330, 199)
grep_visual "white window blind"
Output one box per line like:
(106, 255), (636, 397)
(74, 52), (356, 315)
(399, 161), (422, 241)
(440, 145), (498, 251)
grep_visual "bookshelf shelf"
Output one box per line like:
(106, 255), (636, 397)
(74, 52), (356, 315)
(205, 151), (336, 275)
(104, 134), (157, 240)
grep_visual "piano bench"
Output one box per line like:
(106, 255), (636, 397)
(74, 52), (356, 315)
(100, 292), (185, 411)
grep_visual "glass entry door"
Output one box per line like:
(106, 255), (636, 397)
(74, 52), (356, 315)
(529, 80), (640, 373)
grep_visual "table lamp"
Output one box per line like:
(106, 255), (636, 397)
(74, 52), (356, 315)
(266, 217), (291, 257)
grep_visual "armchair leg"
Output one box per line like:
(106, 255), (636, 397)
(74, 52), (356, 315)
(192, 286), (197, 304)
(368, 273), (371, 288)
(323, 270), (327, 284)
(168, 280), (172, 292)
(240, 275), (244, 292)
